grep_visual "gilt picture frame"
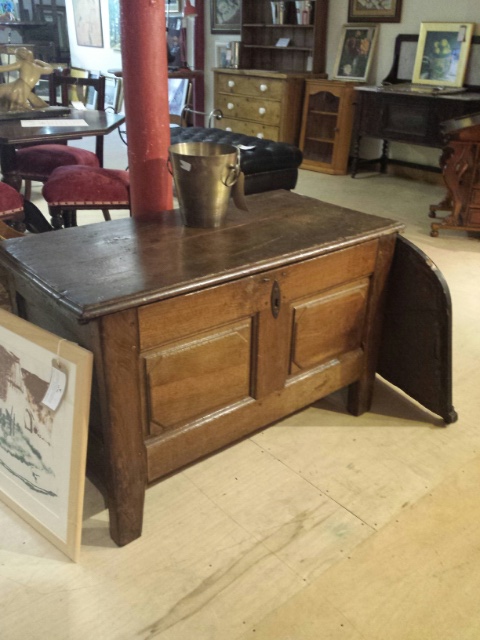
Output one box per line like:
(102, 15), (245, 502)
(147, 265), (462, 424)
(412, 22), (474, 88)
(333, 24), (379, 82)
(0, 309), (93, 561)
(348, 0), (402, 23)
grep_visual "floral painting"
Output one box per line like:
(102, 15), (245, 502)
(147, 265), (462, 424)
(333, 24), (379, 82)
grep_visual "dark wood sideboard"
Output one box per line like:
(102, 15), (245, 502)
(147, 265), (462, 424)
(0, 191), (456, 546)
(351, 34), (480, 176)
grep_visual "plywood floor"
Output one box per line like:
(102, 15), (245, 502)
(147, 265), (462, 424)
(1, 132), (479, 640)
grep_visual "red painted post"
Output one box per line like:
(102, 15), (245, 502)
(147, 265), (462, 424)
(119, 0), (173, 216)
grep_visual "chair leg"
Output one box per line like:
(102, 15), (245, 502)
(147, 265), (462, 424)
(49, 206), (67, 230)
(63, 210), (77, 228)
(102, 208), (111, 221)
(23, 179), (32, 201)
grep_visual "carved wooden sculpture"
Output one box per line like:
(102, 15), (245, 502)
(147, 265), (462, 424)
(430, 113), (480, 237)
(0, 47), (53, 112)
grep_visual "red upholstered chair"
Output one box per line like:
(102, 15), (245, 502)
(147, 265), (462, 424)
(0, 180), (52, 234)
(42, 165), (130, 229)
(13, 72), (107, 200)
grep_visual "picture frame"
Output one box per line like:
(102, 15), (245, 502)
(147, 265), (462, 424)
(167, 16), (183, 68)
(0, 309), (93, 561)
(72, 0), (104, 48)
(412, 22), (474, 88)
(348, 0), (402, 23)
(166, 0), (181, 13)
(108, 0), (121, 51)
(84, 71), (100, 109)
(215, 41), (231, 68)
(168, 78), (189, 116)
(333, 24), (379, 82)
(68, 67), (90, 105)
(211, 0), (241, 35)
(114, 77), (124, 113)
(104, 76), (122, 112)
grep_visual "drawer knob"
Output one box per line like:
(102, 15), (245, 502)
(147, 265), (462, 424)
(228, 80), (235, 88)
(258, 107), (266, 116)
(227, 102), (234, 110)
(256, 133), (264, 139)
(260, 84), (268, 92)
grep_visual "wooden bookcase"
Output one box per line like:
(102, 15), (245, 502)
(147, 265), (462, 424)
(214, 1), (329, 144)
(299, 79), (356, 174)
(240, 0), (329, 75)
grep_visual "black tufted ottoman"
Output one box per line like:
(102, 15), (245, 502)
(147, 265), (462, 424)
(169, 127), (303, 195)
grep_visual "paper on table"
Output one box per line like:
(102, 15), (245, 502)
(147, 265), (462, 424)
(21, 119), (89, 127)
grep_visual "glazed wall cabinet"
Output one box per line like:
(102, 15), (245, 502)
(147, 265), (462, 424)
(299, 79), (357, 174)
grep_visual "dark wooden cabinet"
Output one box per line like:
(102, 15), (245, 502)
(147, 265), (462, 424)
(351, 87), (480, 175)
(0, 191), (456, 546)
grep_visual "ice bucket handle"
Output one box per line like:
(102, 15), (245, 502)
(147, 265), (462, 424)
(223, 146), (241, 188)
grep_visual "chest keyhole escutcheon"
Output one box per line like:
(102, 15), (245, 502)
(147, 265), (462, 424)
(271, 280), (281, 318)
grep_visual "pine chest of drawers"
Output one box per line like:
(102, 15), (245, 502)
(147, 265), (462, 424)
(214, 69), (307, 144)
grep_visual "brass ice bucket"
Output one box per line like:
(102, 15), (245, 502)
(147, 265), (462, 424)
(168, 141), (241, 228)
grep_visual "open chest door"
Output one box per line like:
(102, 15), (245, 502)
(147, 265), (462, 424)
(377, 235), (458, 424)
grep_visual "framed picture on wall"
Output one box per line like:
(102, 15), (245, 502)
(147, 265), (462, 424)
(332, 24), (379, 82)
(412, 22), (474, 88)
(211, 0), (241, 34)
(72, 0), (104, 48)
(348, 0), (402, 23)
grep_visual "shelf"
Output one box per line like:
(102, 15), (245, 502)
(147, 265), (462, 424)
(240, 0), (328, 75)
(0, 21), (48, 27)
(243, 24), (314, 29)
(310, 110), (338, 116)
(243, 45), (313, 53)
(306, 136), (334, 144)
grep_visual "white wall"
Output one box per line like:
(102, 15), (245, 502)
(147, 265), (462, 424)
(323, 0), (480, 166)
(64, 0), (479, 166)
(326, 0), (479, 84)
(67, 0), (122, 74)
(202, 0), (479, 167)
